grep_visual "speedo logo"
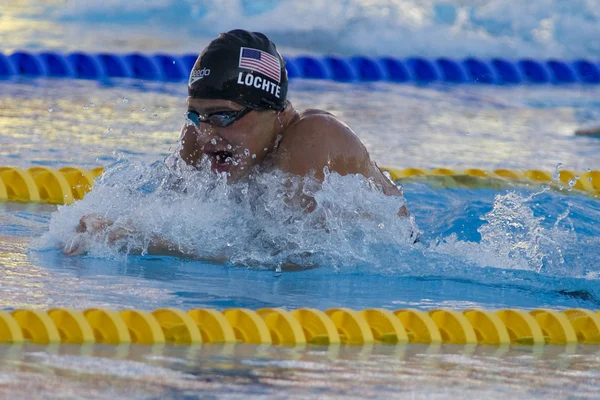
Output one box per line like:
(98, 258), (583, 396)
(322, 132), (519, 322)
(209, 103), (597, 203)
(189, 67), (211, 86)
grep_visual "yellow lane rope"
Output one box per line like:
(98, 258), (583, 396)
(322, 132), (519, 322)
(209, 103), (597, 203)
(0, 166), (598, 205)
(1, 307), (595, 346)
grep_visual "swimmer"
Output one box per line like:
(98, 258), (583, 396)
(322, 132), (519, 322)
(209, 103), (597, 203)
(62, 29), (410, 256)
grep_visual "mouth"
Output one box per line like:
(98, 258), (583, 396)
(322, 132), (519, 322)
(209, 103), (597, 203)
(206, 150), (236, 174)
(212, 150), (234, 165)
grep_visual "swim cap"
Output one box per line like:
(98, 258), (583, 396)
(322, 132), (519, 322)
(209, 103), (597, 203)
(188, 29), (288, 111)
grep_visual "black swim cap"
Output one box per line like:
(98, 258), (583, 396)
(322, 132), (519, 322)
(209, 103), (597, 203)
(188, 29), (288, 111)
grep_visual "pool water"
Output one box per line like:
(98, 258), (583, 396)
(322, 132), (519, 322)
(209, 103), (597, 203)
(2, 343), (600, 399)
(2, 1), (600, 399)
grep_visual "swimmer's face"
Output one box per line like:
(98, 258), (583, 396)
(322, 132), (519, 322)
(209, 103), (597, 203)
(184, 98), (280, 180)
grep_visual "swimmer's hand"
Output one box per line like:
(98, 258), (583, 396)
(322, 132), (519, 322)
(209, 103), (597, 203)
(61, 214), (191, 258)
(61, 213), (133, 256)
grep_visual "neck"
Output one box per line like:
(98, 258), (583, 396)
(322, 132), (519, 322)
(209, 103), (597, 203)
(278, 103), (300, 133)
(262, 104), (298, 160)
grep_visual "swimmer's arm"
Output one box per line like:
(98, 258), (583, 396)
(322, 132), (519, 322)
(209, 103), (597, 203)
(62, 214), (201, 259)
(146, 237), (230, 263)
(146, 236), (194, 258)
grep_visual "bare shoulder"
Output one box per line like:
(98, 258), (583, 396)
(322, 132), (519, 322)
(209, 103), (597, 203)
(275, 109), (370, 179)
(274, 108), (406, 214)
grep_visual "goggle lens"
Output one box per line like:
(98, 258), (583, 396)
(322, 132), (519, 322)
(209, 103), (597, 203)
(186, 108), (253, 128)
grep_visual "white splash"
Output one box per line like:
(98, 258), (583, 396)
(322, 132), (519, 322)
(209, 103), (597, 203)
(44, 0), (600, 59)
(36, 157), (418, 270)
(429, 189), (576, 274)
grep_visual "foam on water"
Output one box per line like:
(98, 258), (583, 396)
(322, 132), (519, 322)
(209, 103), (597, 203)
(10, 0), (600, 58)
(430, 189), (577, 275)
(37, 156), (418, 271)
(37, 155), (595, 282)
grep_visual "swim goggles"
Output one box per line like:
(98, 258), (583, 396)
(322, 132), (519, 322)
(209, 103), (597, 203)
(186, 107), (253, 128)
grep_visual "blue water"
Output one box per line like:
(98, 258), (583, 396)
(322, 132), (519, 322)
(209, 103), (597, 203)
(2, 1), (600, 399)
(2, 180), (599, 311)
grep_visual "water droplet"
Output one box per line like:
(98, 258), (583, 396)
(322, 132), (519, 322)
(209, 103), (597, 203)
(172, 60), (176, 64)
(241, 187), (248, 195)
(264, 147), (268, 152)
(586, 168), (591, 172)
(211, 139), (217, 145)
(226, 144), (232, 150)
(47, 107), (53, 113)
(226, 242), (232, 247)
(141, 107), (146, 112)
(83, 104), (89, 110)
(90, 102), (95, 107)
(108, 128), (113, 133)
(589, 177), (593, 182)
(552, 171), (560, 180)
(122, 97), (128, 103)
(556, 163), (563, 170)
(575, 174), (580, 179)
(568, 179), (576, 187)
(378, 223), (385, 229)
(252, 154), (257, 159)
(244, 149), (250, 156)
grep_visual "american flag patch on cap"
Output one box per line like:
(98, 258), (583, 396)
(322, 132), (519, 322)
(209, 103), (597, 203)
(238, 47), (281, 83)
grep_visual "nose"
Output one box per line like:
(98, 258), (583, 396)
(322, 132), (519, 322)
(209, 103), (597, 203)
(188, 122), (222, 144)
(194, 125), (239, 155)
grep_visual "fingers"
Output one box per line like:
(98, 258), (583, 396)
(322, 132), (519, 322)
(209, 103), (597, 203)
(76, 213), (114, 234)
(62, 236), (88, 256)
(90, 218), (111, 231)
(65, 214), (116, 256)
(64, 215), (135, 256)
(75, 217), (86, 233)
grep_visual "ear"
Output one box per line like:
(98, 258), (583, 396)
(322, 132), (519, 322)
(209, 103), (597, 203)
(272, 110), (284, 133)
(273, 101), (293, 131)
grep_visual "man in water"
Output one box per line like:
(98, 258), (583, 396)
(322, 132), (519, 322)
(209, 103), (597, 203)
(64, 29), (408, 256)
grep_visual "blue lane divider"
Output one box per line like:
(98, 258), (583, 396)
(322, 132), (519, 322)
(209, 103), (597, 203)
(491, 58), (522, 84)
(2, 50), (600, 85)
(97, 53), (131, 78)
(547, 60), (577, 83)
(407, 57), (438, 83)
(68, 52), (102, 79)
(436, 58), (466, 83)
